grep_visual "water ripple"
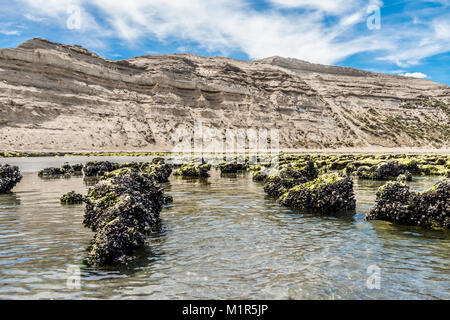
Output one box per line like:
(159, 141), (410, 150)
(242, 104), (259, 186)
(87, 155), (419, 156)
(0, 160), (448, 299)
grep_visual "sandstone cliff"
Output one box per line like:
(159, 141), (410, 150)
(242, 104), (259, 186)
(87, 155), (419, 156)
(0, 38), (448, 152)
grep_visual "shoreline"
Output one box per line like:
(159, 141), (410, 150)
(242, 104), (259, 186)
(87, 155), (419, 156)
(1, 148), (450, 158)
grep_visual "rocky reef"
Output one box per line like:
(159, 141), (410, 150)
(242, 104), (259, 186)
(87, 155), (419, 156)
(397, 172), (413, 182)
(279, 173), (356, 213)
(60, 191), (84, 205)
(0, 164), (22, 193)
(173, 162), (211, 178)
(366, 180), (449, 230)
(263, 161), (319, 198)
(254, 157), (356, 214)
(103, 159), (173, 183)
(83, 167), (170, 266)
(356, 161), (415, 180)
(219, 161), (247, 174)
(83, 161), (120, 177)
(38, 163), (84, 177)
(249, 165), (270, 182)
(140, 158), (173, 183)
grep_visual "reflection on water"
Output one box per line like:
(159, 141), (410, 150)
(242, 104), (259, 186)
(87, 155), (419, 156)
(0, 158), (448, 299)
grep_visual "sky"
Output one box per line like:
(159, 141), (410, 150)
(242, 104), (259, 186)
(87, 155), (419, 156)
(0, 0), (449, 85)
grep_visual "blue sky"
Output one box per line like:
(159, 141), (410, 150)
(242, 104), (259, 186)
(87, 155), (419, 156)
(0, 0), (449, 85)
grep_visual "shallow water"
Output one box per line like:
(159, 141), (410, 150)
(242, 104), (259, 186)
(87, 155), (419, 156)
(0, 157), (449, 299)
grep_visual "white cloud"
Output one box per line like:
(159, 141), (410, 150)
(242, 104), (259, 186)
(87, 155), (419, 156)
(24, 13), (45, 22)
(433, 18), (450, 39)
(376, 15), (450, 67)
(16, 0), (450, 68)
(0, 29), (21, 36)
(401, 72), (428, 79)
(267, 0), (358, 14)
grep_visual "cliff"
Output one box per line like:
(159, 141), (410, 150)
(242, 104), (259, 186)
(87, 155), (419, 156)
(0, 38), (448, 152)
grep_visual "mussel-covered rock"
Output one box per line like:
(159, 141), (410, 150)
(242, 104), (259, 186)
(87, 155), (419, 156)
(249, 165), (270, 182)
(39, 163), (84, 177)
(60, 191), (84, 204)
(84, 169), (167, 266)
(396, 172), (412, 182)
(0, 165), (22, 193)
(219, 161), (247, 174)
(83, 161), (119, 177)
(163, 195), (174, 205)
(279, 173), (356, 213)
(103, 160), (172, 183)
(366, 180), (450, 230)
(356, 161), (412, 180)
(263, 161), (319, 198)
(38, 167), (66, 176)
(61, 163), (84, 174)
(141, 161), (172, 183)
(173, 162), (211, 178)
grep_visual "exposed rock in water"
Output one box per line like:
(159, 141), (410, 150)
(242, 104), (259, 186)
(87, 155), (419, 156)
(163, 195), (174, 205)
(219, 161), (247, 174)
(173, 162), (211, 177)
(38, 162), (84, 177)
(279, 173), (356, 213)
(249, 165), (270, 182)
(263, 161), (319, 198)
(62, 163), (84, 173)
(397, 172), (412, 182)
(60, 191), (84, 204)
(0, 165), (22, 193)
(366, 180), (450, 230)
(356, 161), (413, 180)
(83, 161), (119, 177)
(83, 169), (168, 266)
(103, 160), (173, 183)
(38, 167), (66, 176)
(140, 160), (172, 183)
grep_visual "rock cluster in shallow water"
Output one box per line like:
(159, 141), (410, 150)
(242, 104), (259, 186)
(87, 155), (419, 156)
(263, 161), (319, 198)
(254, 159), (356, 214)
(366, 179), (450, 230)
(356, 161), (414, 180)
(38, 162), (84, 177)
(219, 158), (248, 173)
(173, 162), (211, 177)
(279, 173), (356, 213)
(60, 191), (84, 204)
(249, 165), (270, 182)
(83, 161), (172, 266)
(103, 160), (173, 183)
(83, 161), (119, 177)
(0, 164), (22, 193)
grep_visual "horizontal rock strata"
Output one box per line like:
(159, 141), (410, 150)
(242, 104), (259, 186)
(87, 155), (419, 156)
(0, 38), (449, 152)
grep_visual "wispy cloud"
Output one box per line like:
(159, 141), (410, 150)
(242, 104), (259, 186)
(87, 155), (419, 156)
(0, 29), (21, 36)
(24, 13), (45, 22)
(400, 72), (429, 79)
(8, 0), (449, 69)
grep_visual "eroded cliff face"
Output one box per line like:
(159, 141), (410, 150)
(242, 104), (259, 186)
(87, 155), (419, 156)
(0, 38), (448, 152)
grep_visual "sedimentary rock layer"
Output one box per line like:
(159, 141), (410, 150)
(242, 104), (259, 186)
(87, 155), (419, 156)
(0, 38), (449, 152)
